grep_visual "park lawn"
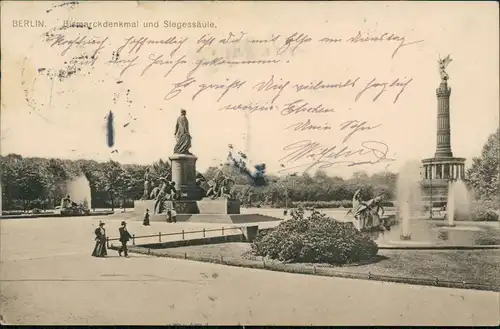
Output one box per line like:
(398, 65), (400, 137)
(327, 249), (500, 287)
(131, 243), (500, 289)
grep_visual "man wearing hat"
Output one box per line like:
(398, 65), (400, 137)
(118, 221), (133, 257)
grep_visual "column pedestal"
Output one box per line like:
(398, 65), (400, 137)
(169, 154), (203, 201)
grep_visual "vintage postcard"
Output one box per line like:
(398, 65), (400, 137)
(0, 0), (499, 326)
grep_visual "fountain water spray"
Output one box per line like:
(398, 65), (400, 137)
(66, 175), (92, 209)
(447, 181), (455, 226)
(396, 160), (423, 240)
(400, 201), (412, 240)
(447, 180), (471, 226)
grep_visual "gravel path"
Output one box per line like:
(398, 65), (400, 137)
(1, 216), (498, 325)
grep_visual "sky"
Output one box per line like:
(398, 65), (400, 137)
(1, 1), (498, 178)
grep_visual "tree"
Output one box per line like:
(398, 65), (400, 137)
(123, 164), (147, 201)
(0, 153), (401, 211)
(15, 158), (49, 210)
(370, 171), (397, 199)
(0, 154), (24, 209)
(466, 128), (499, 202)
(204, 166), (221, 182)
(151, 159), (171, 181)
(43, 158), (71, 206)
(101, 160), (127, 210)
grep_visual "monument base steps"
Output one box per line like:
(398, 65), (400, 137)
(140, 213), (282, 224)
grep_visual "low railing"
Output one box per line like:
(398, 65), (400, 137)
(106, 226), (246, 247)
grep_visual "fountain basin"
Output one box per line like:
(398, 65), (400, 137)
(363, 219), (500, 247)
(434, 226), (484, 232)
(378, 243), (500, 250)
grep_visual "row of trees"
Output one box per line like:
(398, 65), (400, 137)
(230, 170), (397, 208)
(0, 153), (397, 211)
(0, 155), (171, 211)
(1, 127), (497, 211)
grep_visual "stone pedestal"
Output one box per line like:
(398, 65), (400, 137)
(241, 225), (259, 242)
(169, 153), (203, 200)
(421, 157), (466, 205)
(131, 153), (277, 225)
(134, 198), (241, 216)
(197, 197), (241, 214)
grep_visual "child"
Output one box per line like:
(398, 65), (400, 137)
(143, 209), (150, 226)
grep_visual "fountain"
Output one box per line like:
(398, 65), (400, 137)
(441, 180), (479, 231)
(447, 181), (456, 226)
(400, 201), (412, 240)
(365, 56), (500, 248)
(66, 175), (92, 208)
(396, 160), (423, 240)
(447, 180), (472, 226)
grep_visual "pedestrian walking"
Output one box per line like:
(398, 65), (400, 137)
(92, 221), (107, 257)
(143, 209), (150, 226)
(118, 221), (133, 257)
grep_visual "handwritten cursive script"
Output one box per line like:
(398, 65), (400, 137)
(218, 102), (274, 113)
(46, 34), (108, 58)
(279, 139), (395, 174)
(285, 119), (332, 132)
(355, 77), (413, 103)
(116, 36), (188, 57)
(280, 99), (335, 116)
(339, 120), (381, 142)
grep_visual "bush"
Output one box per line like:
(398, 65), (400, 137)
(470, 200), (499, 222)
(251, 207), (379, 264)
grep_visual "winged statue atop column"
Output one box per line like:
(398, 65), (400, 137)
(438, 54), (452, 82)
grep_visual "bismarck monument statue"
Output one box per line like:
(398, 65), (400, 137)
(169, 109), (203, 201)
(134, 108), (266, 223)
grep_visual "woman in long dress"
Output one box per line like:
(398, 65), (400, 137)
(92, 222), (107, 257)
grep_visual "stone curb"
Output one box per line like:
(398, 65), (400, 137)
(0, 211), (113, 219)
(377, 244), (500, 250)
(109, 245), (500, 293)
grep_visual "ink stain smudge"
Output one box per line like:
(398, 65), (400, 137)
(107, 111), (115, 148)
(36, 54), (96, 81)
(46, 1), (80, 13)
